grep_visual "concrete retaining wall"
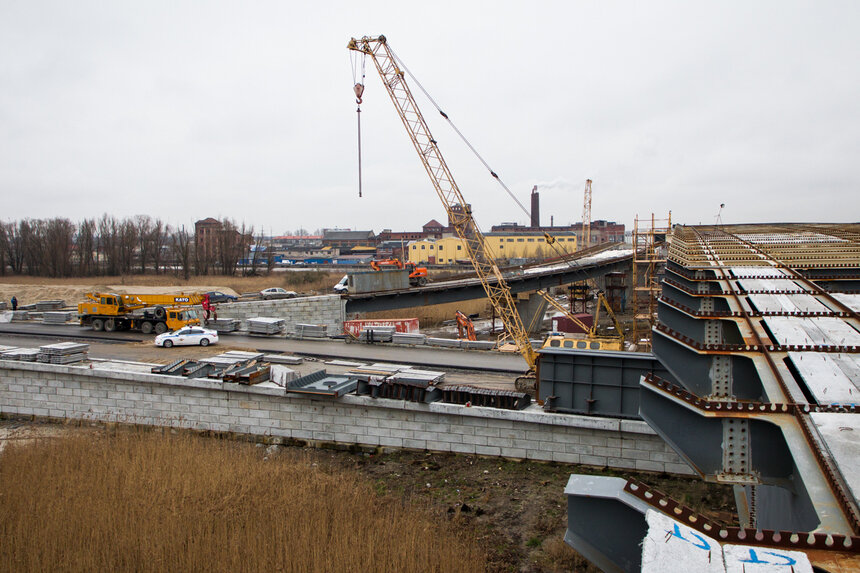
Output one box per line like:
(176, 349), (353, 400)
(213, 295), (345, 333)
(0, 361), (693, 475)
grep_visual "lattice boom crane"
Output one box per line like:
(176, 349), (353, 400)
(347, 35), (538, 374)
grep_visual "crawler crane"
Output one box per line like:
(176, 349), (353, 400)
(348, 35), (539, 385)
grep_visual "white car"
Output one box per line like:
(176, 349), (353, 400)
(260, 287), (298, 300)
(155, 326), (219, 348)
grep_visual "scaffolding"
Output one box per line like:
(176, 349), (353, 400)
(631, 213), (672, 351)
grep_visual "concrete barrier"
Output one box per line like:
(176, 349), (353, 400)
(0, 360), (693, 475)
(213, 294), (345, 333)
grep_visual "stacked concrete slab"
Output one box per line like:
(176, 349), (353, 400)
(247, 317), (285, 335)
(42, 311), (77, 324)
(294, 323), (327, 338)
(426, 337), (462, 348)
(208, 318), (240, 333)
(357, 326), (395, 342)
(0, 347), (40, 361)
(37, 342), (89, 364)
(392, 332), (426, 345)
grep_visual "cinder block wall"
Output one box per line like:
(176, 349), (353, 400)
(0, 362), (692, 475)
(213, 295), (345, 333)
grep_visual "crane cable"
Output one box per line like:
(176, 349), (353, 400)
(387, 46), (531, 220)
(386, 46), (592, 275)
(351, 51), (367, 197)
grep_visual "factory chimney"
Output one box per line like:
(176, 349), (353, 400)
(530, 186), (540, 228)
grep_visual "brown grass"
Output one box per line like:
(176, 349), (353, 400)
(0, 431), (484, 572)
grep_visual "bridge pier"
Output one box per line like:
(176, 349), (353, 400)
(515, 292), (549, 335)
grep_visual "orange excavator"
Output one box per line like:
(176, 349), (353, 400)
(369, 259), (429, 286)
(455, 310), (477, 341)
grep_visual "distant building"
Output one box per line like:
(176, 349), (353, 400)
(422, 219), (444, 237)
(408, 237), (467, 264)
(194, 217), (222, 252)
(271, 235), (323, 248)
(194, 217), (253, 270)
(490, 220), (624, 247)
(376, 219), (445, 243)
(376, 240), (407, 261)
(484, 231), (577, 259)
(408, 231), (576, 264)
(321, 229), (375, 249)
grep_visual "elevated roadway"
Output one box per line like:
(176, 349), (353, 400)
(345, 246), (633, 313)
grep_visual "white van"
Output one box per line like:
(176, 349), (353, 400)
(333, 275), (349, 293)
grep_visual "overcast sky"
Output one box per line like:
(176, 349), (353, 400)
(1, 1), (858, 235)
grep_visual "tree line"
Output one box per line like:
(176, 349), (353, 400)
(0, 215), (264, 278)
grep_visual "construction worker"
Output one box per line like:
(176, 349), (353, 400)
(202, 294), (212, 322)
(10, 295), (17, 311)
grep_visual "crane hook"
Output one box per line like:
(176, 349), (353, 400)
(354, 83), (365, 197)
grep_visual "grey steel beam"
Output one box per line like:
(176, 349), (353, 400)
(639, 375), (856, 533)
(564, 475), (650, 573)
(538, 347), (677, 418)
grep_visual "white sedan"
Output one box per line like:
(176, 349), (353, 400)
(154, 326), (219, 348)
(260, 287), (298, 300)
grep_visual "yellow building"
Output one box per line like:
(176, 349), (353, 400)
(409, 232), (577, 264)
(485, 231), (577, 260)
(408, 237), (467, 264)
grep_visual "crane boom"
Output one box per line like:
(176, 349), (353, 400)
(348, 35), (538, 372)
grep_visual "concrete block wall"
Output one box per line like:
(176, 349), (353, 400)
(0, 361), (693, 475)
(213, 295), (345, 333)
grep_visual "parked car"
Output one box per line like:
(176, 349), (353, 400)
(155, 326), (219, 348)
(204, 291), (238, 303)
(260, 287), (298, 300)
(333, 275), (349, 294)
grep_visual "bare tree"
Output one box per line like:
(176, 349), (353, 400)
(76, 219), (97, 276)
(171, 225), (192, 281)
(150, 218), (169, 274)
(2, 221), (25, 274)
(135, 215), (154, 274)
(44, 218), (75, 277)
(20, 220), (46, 276)
(117, 219), (137, 274)
(98, 215), (120, 276)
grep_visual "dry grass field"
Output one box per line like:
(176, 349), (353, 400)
(0, 429), (484, 572)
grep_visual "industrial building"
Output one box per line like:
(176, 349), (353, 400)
(408, 231), (577, 265)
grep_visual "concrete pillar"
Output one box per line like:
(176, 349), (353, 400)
(515, 292), (549, 335)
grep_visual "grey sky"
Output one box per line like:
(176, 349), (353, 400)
(1, 1), (858, 235)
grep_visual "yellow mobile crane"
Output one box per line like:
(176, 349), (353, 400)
(348, 35), (539, 382)
(78, 292), (204, 334)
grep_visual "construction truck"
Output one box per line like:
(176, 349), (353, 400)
(369, 259), (429, 286)
(78, 292), (203, 335)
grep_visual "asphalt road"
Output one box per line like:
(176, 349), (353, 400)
(0, 323), (527, 373)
